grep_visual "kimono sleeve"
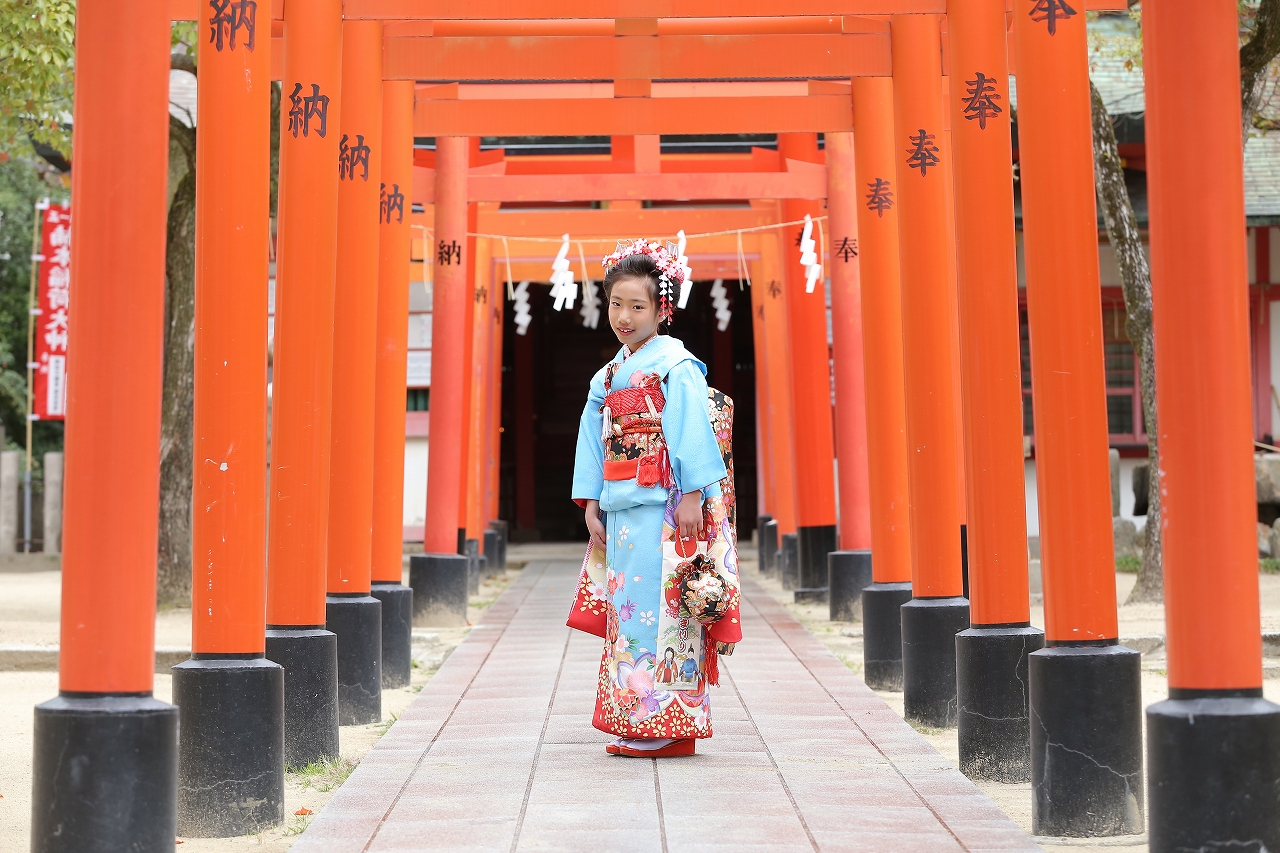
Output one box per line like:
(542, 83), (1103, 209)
(663, 360), (728, 496)
(571, 368), (608, 508)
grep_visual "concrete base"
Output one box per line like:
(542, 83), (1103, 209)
(829, 550), (873, 622)
(797, 524), (837, 591)
(1147, 692), (1280, 853)
(173, 657), (284, 836)
(325, 595), (382, 725)
(862, 581), (913, 690)
(756, 514), (773, 574)
(902, 597), (970, 727)
(483, 529), (501, 580)
(264, 627), (339, 768)
(370, 582), (413, 689)
(409, 553), (469, 627)
(761, 519), (779, 577)
(32, 695), (178, 853)
(1030, 644), (1144, 837)
(956, 625), (1045, 782)
(779, 533), (800, 591)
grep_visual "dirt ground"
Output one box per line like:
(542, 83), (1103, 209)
(0, 564), (519, 852)
(746, 553), (1280, 853)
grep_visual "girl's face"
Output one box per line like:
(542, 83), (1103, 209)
(608, 276), (659, 351)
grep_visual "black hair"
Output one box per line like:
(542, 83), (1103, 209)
(603, 253), (663, 305)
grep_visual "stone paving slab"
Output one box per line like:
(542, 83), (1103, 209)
(295, 560), (1042, 853)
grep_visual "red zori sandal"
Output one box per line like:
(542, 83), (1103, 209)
(614, 738), (696, 758)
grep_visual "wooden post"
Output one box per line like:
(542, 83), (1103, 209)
(370, 79), (416, 690)
(1143, 3), (1280, 848)
(945, 0), (1043, 784)
(1012, 0), (1142, 835)
(30, 0), (178, 848)
(890, 13), (970, 728)
(851, 76), (915, 691)
(778, 134), (839, 595)
(174, 0), (283, 834)
(264, 0), (344, 769)
(325, 19), (384, 727)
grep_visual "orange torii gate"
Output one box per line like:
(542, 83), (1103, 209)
(33, 3), (1280, 853)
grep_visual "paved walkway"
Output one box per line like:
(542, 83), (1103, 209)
(294, 560), (1041, 853)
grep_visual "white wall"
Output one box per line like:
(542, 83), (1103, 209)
(404, 437), (429, 527)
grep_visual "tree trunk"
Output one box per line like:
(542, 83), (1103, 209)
(156, 115), (196, 607)
(1241, 0), (1280, 144)
(1089, 80), (1163, 604)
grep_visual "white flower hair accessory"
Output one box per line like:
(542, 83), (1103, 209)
(602, 237), (687, 325)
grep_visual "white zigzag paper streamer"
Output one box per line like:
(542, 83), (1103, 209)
(513, 280), (532, 336)
(710, 278), (731, 332)
(800, 214), (822, 293)
(549, 234), (576, 311)
(580, 278), (601, 329)
(675, 229), (694, 308)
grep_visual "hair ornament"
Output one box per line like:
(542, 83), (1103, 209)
(602, 237), (687, 324)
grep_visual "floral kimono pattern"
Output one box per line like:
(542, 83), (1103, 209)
(571, 336), (739, 739)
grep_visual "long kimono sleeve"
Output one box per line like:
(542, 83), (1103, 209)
(571, 369), (608, 508)
(662, 360), (728, 496)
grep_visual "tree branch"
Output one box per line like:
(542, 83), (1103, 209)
(1242, 0), (1280, 142)
(170, 51), (196, 77)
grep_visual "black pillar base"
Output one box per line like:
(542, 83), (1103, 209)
(779, 533), (800, 590)
(797, 524), (837, 590)
(761, 519), (779, 577)
(370, 582), (413, 689)
(32, 694), (178, 853)
(793, 587), (828, 604)
(463, 537), (481, 594)
(264, 627), (339, 769)
(487, 519), (508, 571)
(325, 595), (382, 725)
(956, 625), (1045, 782)
(829, 550), (873, 622)
(902, 596), (970, 727)
(861, 581), (913, 690)
(409, 553), (469, 627)
(483, 528), (501, 580)
(173, 657), (284, 836)
(756, 515), (773, 574)
(1147, 692), (1280, 853)
(1030, 644), (1144, 837)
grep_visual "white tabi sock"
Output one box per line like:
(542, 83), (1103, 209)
(619, 738), (677, 751)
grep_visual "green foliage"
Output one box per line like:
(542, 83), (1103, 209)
(0, 157), (65, 460)
(289, 756), (357, 791)
(1262, 558), (1280, 574)
(1116, 555), (1141, 574)
(0, 0), (75, 159)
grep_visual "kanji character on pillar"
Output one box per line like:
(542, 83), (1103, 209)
(380, 183), (405, 224)
(208, 0), (256, 51)
(1029, 0), (1076, 35)
(962, 72), (1003, 130)
(438, 239), (462, 266)
(905, 129), (941, 177)
(836, 237), (858, 262)
(338, 134), (371, 181)
(288, 83), (330, 138)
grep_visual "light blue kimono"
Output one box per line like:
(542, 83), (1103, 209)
(571, 335), (730, 738)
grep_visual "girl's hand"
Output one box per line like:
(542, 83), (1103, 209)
(675, 490), (704, 543)
(584, 500), (607, 549)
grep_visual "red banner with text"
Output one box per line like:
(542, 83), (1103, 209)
(34, 203), (70, 421)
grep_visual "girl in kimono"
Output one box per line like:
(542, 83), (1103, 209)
(571, 239), (740, 759)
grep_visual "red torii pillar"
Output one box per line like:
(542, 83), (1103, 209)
(1143, 3), (1280, 848)
(851, 76), (916, 691)
(413, 135), (472, 626)
(30, 1), (177, 850)
(465, 237), (493, 581)
(778, 134), (840, 596)
(823, 132), (875, 622)
(325, 20), (384, 727)
(172, 0), (282, 836)
(264, 0), (343, 768)
(370, 79), (417, 690)
(946, 0), (1042, 784)
(1012, 2), (1142, 836)
(890, 14), (970, 728)
(749, 279), (780, 576)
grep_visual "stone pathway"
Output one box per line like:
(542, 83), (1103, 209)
(293, 560), (1041, 853)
